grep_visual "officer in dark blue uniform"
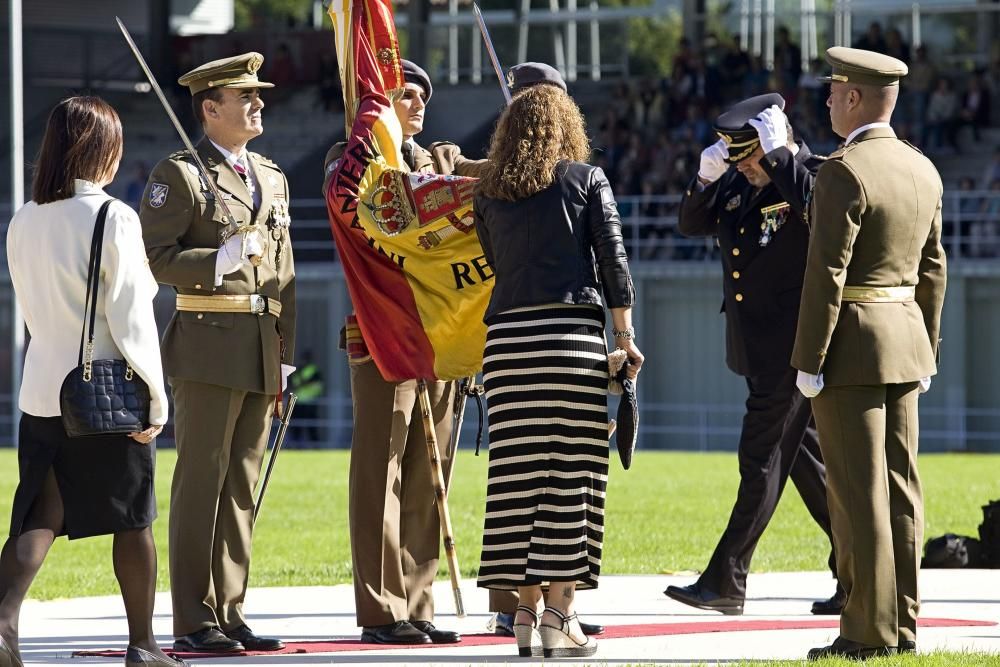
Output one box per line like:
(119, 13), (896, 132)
(666, 93), (843, 615)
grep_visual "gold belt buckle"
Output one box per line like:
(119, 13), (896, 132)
(249, 294), (267, 315)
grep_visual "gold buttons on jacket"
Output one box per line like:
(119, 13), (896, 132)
(197, 313), (204, 319)
(195, 283), (202, 289)
(733, 271), (741, 279)
(735, 293), (744, 302)
(739, 227), (745, 234)
(732, 248), (740, 256)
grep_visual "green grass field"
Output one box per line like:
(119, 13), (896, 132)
(4, 449), (995, 601)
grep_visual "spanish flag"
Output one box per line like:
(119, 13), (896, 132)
(325, 0), (491, 382)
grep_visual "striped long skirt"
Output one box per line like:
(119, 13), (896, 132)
(476, 304), (610, 591)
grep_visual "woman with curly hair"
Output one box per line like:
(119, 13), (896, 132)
(474, 63), (643, 659)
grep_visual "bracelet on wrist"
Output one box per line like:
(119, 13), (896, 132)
(612, 327), (635, 340)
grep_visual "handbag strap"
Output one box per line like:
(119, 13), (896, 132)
(77, 199), (115, 367)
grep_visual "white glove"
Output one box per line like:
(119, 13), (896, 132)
(214, 230), (264, 287)
(281, 364), (296, 393)
(698, 139), (729, 183)
(796, 370), (825, 398)
(919, 376), (932, 394)
(748, 104), (788, 154)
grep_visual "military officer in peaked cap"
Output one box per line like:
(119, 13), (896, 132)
(793, 47), (946, 661)
(139, 52), (295, 652)
(667, 93), (843, 617)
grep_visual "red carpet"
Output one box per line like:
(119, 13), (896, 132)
(72, 617), (996, 658)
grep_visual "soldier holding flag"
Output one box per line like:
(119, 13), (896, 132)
(323, 57), (484, 645)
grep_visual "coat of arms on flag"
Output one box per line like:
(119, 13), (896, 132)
(324, 0), (492, 383)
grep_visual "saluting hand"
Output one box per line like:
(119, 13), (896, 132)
(748, 104), (788, 154)
(129, 424), (163, 445)
(698, 139), (729, 184)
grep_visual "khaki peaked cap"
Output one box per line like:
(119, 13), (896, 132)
(820, 46), (908, 87)
(178, 52), (274, 95)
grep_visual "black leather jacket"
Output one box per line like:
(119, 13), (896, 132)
(475, 161), (635, 324)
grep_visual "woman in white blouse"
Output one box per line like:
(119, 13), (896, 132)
(2, 97), (182, 667)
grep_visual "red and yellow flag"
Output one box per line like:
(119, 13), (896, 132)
(325, 0), (492, 382)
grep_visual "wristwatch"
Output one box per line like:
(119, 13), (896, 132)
(612, 326), (635, 340)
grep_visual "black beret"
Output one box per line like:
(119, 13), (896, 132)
(714, 93), (786, 163)
(506, 62), (567, 93)
(401, 59), (432, 101)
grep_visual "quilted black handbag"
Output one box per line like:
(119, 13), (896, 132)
(59, 199), (150, 438)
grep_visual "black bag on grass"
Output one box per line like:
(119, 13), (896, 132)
(921, 534), (981, 568)
(979, 499), (1000, 568)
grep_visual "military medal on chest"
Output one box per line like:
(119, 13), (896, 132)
(268, 195), (291, 267)
(758, 202), (791, 247)
(269, 196), (291, 236)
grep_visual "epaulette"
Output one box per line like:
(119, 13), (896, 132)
(900, 139), (924, 155)
(826, 143), (859, 160)
(167, 149), (189, 162)
(250, 151), (277, 166)
(428, 141), (457, 148)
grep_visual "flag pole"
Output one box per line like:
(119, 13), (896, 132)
(417, 379), (465, 618)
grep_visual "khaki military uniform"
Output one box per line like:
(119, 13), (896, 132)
(324, 140), (491, 626)
(792, 126), (946, 649)
(141, 137), (296, 636)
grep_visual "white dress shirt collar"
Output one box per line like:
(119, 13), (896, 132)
(72, 179), (104, 195)
(209, 139), (248, 168)
(845, 122), (894, 146)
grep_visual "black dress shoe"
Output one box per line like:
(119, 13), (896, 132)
(665, 583), (744, 615)
(494, 612), (515, 637)
(807, 636), (896, 661)
(810, 586), (847, 615)
(579, 620), (604, 636)
(898, 640), (916, 653)
(223, 624), (285, 651)
(173, 627), (243, 653)
(360, 621), (432, 645)
(410, 620), (461, 644)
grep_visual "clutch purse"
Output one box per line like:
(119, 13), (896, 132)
(608, 349), (639, 470)
(59, 200), (150, 438)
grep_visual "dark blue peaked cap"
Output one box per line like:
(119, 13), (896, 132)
(714, 93), (786, 163)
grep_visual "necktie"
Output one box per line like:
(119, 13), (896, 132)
(401, 142), (416, 171)
(233, 159), (250, 185)
(233, 157), (258, 208)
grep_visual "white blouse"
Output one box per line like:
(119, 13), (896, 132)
(6, 180), (168, 425)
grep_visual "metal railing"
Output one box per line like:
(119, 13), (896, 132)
(1, 189), (997, 265)
(285, 189), (1000, 264)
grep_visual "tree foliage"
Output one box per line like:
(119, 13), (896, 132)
(235, 0), (314, 30)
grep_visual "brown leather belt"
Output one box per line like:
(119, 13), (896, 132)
(176, 294), (282, 317)
(841, 285), (915, 303)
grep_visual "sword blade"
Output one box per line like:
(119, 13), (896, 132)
(115, 17), (249, 251)
(253, 392), (298, 524)
(473, 4), (512, 106)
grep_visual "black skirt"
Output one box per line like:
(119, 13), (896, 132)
(9, 414), (157, 540)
